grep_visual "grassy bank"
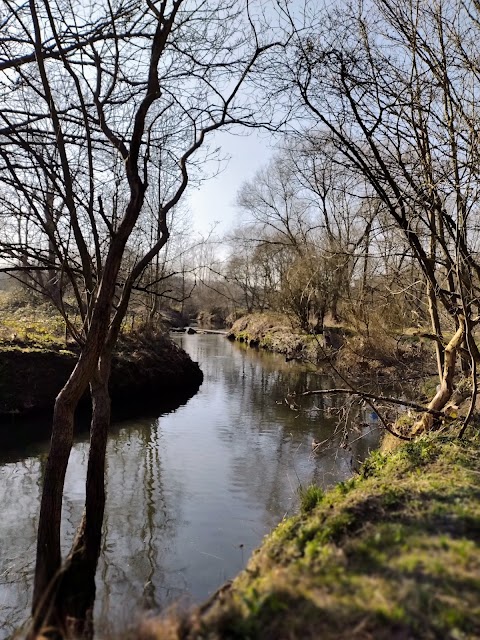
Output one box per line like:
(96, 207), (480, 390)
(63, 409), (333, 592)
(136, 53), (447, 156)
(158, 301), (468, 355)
(227, 313), (322, 362)
(228, 312), (434, 376)
(0, 299), (203, 418)
(141, 435), (480, 639)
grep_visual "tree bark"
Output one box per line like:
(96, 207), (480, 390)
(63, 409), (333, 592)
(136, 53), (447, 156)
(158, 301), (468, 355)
(31, 349), (98, 628)
(30, 355), (112, 637)
(413, 316), (465, 434)
(56, 356), (112, 638)
(427, 279), (444, 383)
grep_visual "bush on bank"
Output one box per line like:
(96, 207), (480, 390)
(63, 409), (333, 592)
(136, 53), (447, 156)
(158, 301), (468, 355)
(228, 312), (433, 375)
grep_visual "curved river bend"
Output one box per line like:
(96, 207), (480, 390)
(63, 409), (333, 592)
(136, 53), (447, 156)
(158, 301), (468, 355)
(0, 334), (379, 637)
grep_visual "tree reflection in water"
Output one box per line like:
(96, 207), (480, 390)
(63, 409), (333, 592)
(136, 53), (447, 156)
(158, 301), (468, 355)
(0, 335), (381, 637)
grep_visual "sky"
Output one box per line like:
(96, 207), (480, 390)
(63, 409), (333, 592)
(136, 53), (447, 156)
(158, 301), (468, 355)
(186, 127), (279, 238)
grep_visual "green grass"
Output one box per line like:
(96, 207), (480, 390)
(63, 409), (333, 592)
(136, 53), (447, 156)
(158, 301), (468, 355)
(298, 485), (324, 514)
(0, 293), (68, 350)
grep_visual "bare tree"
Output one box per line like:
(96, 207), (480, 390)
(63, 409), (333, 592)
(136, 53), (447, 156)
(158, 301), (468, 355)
(222, 227), (280, 313)
(0, 0), (288, 633)
(275, 0), (480, 433)
(233, 147), (367, 330)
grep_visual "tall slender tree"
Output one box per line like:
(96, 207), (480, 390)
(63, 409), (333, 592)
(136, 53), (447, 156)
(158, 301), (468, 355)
(0, 0), (287, 633)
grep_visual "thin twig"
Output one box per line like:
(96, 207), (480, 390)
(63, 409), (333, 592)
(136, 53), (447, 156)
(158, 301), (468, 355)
(295, 388), (443, 416)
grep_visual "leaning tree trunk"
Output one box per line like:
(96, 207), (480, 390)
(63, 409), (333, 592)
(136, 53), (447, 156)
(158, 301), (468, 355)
(55, 354), (112, 637)
(30, 349), (100, 634)
(427, 279), (444, 383)
(414, 316), (465, 434)
(31, 261), (128, 632)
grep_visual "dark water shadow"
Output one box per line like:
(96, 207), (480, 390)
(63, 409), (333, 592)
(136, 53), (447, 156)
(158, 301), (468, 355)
(0, 377), (202, 464)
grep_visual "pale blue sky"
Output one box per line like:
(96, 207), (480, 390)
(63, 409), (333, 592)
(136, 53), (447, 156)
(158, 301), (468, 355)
(187, 127), (279, 238)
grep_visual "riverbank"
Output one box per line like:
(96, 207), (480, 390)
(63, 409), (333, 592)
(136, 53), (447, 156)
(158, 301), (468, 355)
(228, 313), (434, 377)
(0, 328), (203, 419)
(141, 433), (480, 639)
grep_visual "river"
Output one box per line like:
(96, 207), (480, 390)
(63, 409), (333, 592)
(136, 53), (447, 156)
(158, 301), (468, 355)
(0, 334), (380, 637)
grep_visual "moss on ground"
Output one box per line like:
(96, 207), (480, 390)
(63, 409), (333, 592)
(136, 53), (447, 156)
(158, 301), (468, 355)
(142, 435), (480, 640)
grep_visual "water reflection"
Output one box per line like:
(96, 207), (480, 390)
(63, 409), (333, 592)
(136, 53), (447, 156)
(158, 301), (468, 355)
(0, 335), (379, 637)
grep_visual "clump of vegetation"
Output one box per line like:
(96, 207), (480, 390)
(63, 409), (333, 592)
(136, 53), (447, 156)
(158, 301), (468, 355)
(140, 435), (480, 639)
(0, 291), (68, 351)
(298, 485), (324, 514)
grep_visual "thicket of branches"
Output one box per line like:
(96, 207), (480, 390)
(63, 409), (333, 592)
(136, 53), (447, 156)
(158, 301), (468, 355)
(209, 0), (480, 441)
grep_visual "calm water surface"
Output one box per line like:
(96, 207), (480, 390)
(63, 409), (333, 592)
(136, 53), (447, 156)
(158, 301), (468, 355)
(0, 334), (379, 636)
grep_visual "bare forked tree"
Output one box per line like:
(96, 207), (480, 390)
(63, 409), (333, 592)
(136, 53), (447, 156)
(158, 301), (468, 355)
(0, 0), (288, 633)
(233, 144), (372, 331)
(275, 0), (480, 434)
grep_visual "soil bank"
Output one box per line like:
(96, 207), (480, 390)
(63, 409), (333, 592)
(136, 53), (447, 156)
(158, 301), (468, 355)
(228, 313), (433, 377)
(0, 331), (203, 420)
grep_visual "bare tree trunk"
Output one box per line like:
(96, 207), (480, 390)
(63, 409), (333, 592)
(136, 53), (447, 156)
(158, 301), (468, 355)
(427, 209), (444, 383)
(56, 356), (112, 637)
(29, 399), (75, 635)
(31, 351), (97, 627)
(149, 254), (161, 322)
(427, 280), (444, 383)
(30, 355), (112, 637)
(31, 254), (127, 627)
(414, 316), (464, 434)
